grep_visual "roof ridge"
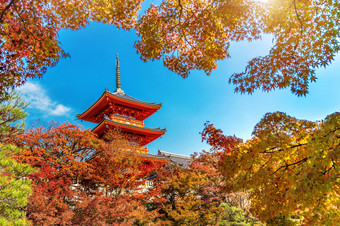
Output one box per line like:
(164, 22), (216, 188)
(109, 91), (162, 107)
(158, 150), (191, 159)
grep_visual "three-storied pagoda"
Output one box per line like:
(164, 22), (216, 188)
(77, 54), (166, 155)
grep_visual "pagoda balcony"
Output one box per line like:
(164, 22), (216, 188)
(110, 114), (144, 127)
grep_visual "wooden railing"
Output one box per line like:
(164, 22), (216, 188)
(111, 114), (144, 127)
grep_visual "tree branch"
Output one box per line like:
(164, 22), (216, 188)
(271, 157), (309, 175)
(261, 142), (308, 154)
(176, 0), (197, 51)
(0, 0), (16, 24)
(293, 0), (304, 34)
(13, 3), (42, 44)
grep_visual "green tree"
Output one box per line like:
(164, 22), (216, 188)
(0, 90), (35, 225)
(219, 203), (253, 226)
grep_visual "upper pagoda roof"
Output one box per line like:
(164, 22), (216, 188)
(78, 54), (163, 123)
(92, 116), (166, 146)
(112, 90), (162, 108)
(77, 89), (162, 123)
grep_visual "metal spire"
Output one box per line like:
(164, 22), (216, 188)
(115, 53), (124, 94)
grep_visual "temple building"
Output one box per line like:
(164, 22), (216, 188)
(77, 54), (190, 168)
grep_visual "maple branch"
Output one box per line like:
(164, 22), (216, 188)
(13, 3), (42, 44)
(261, 142), (308, 154)
(293, 0), (304, 34)
(321, 165), (333, 176)
(70, 139), (80, 152)
(176, 0), (197, 51)
(271, 157), (309, 175)
(178, 0), (183, 21)
(258, 154), (274, 172)
(320, 160), (337, 176)
(0, 0), (16, 24)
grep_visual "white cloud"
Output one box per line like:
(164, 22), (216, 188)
(50, 104), (71, 116)
(17, 82), (71, 116)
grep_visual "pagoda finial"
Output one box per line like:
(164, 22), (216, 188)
(115, 53), (124, 94)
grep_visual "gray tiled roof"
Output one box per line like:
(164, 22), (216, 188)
(138, 153), (169, 161)
(158, 150), (191, 169)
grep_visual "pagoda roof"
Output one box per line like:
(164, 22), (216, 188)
(111, 90), (162, 108)
(77, 90), (162, 123)
(92, 117), (166, 146)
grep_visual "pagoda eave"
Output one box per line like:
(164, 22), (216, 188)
(92, 118), (166, 146)
(78, 90), (162, 123)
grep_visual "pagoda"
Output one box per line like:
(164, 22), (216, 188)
(77, 54), (166, 155)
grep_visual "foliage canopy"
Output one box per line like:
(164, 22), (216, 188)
(202, 111), (340, 224)
(1, 0), (339, 95)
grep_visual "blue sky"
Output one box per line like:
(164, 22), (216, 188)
(18, 22), (340, 156)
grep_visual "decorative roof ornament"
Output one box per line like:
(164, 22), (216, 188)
(115, 53), (124, 95)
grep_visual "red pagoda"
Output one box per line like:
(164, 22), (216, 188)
(77, 54), (166, 156)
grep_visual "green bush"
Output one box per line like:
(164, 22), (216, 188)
(219, 203), (253, 226)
